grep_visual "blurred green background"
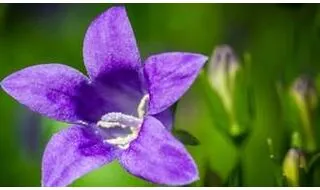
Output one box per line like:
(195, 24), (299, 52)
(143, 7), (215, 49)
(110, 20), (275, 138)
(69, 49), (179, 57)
(1, 3), (320, 187)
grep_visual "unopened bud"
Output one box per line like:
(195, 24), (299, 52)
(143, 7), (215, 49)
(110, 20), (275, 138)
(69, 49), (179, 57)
(208, 45), (240, 111)
(282, 148), (307, 187)
(292, 75), (318, 110)
(208, 45), (241, 137)
(290, 75), (317, 152)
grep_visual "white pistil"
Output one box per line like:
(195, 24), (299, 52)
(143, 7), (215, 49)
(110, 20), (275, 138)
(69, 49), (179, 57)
(97, 112), (142, 149)
(96, 94), (150, 150)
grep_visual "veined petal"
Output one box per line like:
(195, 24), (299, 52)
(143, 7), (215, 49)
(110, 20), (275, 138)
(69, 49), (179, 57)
(42, 125), (119, 187)
(83, 6), (141, 79)
(82, 6), (144, 118)
(120, 116), (198, 186)
(1, 64), (90, 123)
(144, 52), (207, 114)
(153, 108), (173, 130)
(90, 68), (144, 118)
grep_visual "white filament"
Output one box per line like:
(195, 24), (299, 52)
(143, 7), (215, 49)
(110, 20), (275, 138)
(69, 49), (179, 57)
(137, 94), (149, 118)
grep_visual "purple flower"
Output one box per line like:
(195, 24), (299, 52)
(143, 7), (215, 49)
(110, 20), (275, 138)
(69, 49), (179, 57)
(1, 6), (207, 186)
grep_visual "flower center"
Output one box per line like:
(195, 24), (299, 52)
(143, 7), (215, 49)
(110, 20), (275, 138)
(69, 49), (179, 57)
(97, 112), (142, 149)
(96, 95), (149, 149)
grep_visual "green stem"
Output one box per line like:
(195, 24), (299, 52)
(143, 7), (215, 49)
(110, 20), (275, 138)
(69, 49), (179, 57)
(227, 144), (243, 186)
(267, 138), (285, 186)
(306, 152), (320, 186)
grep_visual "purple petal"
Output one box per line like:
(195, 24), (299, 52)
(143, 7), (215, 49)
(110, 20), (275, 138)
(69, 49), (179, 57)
(120, 116), (198, 185)
(153, 108), (173, 130)
(144, 52), (207, 114)
(82, 6), (145, 119)
(83, 6), (141, 79)
(90, 68), (144, 119)
(1, 64), (90, 123)
(42, 125), (119, 187)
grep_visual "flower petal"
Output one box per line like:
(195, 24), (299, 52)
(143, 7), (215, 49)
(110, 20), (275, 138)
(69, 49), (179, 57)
(153, 108), (173, 130)
(90, 67), (144, 118)
(1, 64), (90, 123)
(144, 52), (207, 114)
(120, 116), (198, 185)
(82, 6), (144, 119)
(42, 125), (119, 187)
(83, 6), (141, 79)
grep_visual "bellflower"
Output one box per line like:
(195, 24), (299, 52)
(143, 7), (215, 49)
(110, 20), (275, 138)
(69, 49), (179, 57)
(1, 6), (207, 186)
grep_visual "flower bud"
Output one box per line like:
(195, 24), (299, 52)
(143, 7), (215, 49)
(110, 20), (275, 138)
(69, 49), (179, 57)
(290, 75), (317, 152)
(282, 148), (307, 187)
(208, 45), (239, 112)
(208, 45), (241, 137)
(292, 75), (318, 110)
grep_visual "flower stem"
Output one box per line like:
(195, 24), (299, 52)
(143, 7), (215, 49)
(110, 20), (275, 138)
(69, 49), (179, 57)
(226, 143), (244, 186)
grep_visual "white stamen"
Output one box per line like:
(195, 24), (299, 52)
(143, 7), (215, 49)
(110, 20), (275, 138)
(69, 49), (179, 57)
(137, 94), (149, 118)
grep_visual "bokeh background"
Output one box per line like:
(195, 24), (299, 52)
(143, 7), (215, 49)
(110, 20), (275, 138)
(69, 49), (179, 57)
(1, 3), (320, 187)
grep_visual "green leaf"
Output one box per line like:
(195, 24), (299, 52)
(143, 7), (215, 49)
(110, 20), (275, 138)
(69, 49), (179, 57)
(308, 152), (320, 172)
(172, 130), (200, 146)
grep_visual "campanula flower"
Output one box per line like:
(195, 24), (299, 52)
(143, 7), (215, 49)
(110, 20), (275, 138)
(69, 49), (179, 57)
(1, 6), (207, 186)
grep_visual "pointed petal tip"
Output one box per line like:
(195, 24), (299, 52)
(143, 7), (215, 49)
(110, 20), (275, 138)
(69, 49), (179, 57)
(170, 153), (200, 186)
(0, 76), (7, 91)
(187, 163), (200, 185)
(108, 5), (126, 12)
(1, 72), (19, 95)
(189, 52), (208, 65)
(98, 6), (127, 18)
(201, 55), (209, 63)
(41, 126), (118, 187)
(144, 52), (208, 115)
(120, 116), (199, 186)
(164, 163), (199, 186)
(83, 5), (141, 79)
(0, 64), (93, 123)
